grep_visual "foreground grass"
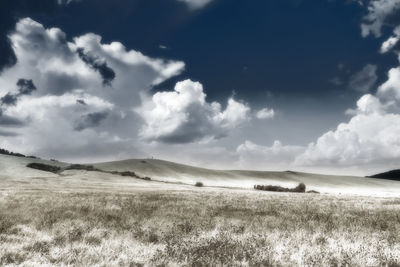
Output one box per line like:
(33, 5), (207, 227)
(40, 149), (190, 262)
(1, 189), (400, 266)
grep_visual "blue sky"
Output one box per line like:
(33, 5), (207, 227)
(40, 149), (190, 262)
(1, 0), (400, 175)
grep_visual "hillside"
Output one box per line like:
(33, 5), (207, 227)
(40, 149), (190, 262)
(94, 158), (400, 195)
(1, 154), (400, 196)
(368, 169), (400, 181)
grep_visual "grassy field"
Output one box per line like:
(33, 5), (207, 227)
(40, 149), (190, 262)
(1, 187), (400, 266)
(1, 154), (400, 266)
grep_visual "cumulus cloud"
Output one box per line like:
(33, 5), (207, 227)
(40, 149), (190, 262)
(361, 0), (400, 38)
(177, 0), (213, 10)
(377, 66), (400, 101)
(1, 78), (37, 106)
(256, 107), (275, 120)
(138, 79), (251, 144)
(296, 112), (400, 167)
(237, 140), (305, 170)
(296, 62), (400, 168)
(0, 17), (256, 162)
(76, 48), (115, 86)
(348, 64), (377, 92)
(0, 17), (185, 160)
(380, 26), (400, 53)
(74, 111), (109, 131)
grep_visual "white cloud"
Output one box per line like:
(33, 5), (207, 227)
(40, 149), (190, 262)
(361, 0), (400, 38)
(256, 108), (275, 120)
(348, 64), (377, 92)
(380, 26), (400, 53)
(138, 79), (250, 143)
(0, 18), (185, 160)
(237, 140), (305, 171)
(296, 63), (400, 168)
(295, 111), (400, 167)
(377, 66), (400, 101)
(177, 0), (213, 10)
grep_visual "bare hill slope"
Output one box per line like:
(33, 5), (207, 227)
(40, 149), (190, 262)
(1, 154), (400, 195)
(94, 158), (400, 195)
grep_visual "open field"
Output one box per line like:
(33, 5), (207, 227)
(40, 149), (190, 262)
(1, 154), (400, 266)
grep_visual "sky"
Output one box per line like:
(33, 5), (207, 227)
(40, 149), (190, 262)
(1, 0), (400, 175)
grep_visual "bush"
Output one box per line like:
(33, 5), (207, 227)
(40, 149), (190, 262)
(26, 163), (61, 174)
(254, 183), (306, 193)
(195, 182), (204, 187)
(65, 164), (96, 171)
(120, 171), (139, 178)
(293, 183), (306, 193)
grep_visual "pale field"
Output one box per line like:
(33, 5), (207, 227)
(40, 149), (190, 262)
(1, 154), (400, 266)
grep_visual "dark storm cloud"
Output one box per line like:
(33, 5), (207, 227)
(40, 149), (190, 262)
(17, 79), (37, 95)
(76, 99), (87, 105)
(0, 93), (18, 106)
(0, 79), (37, 106)
(76, 48), (116, 86)
(74, 111), (109, 131)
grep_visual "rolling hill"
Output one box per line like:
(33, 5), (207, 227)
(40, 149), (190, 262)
(368, 169), (400, 181)
(1, 153), (399, 196)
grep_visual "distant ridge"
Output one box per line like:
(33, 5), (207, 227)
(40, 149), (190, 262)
(367, 170), (400, 181)
(0, 147), (39, 159)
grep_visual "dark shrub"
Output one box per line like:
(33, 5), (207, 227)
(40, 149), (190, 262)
(0, 148), (26, 158)
(26, 163), (61, 173)
(195, 182), (204, 187)
(254, 183), (307, 193)
(292, 183), (306, 193)
(142, 177), (151, 181)
(120, 171), (139, 178)
(65, 164), (96, 171)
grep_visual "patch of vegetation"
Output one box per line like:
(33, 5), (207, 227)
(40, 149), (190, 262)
(65, 164), (98, 171)
(0, 148), (26, 158)
(108, 170), (151, 181)
(368, 169), (400, 181)
(119, 171), (140, 177)
(195, 182), (204, 187)
(0, 190), (400, 266)
(26, 163), (61, 174)
(254, 182), (306, 193)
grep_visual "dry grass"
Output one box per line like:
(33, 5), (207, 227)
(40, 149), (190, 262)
(0, 188), (400, 266)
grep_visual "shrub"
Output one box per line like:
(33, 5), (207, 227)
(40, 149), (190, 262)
(254, 183), (306, 193)
(26, 163), (61, 173)
(195, 182), (204, 187)
(65, 164), (96, 171)
(120, 171), (139, 178)
(293, 182), (306, 193)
